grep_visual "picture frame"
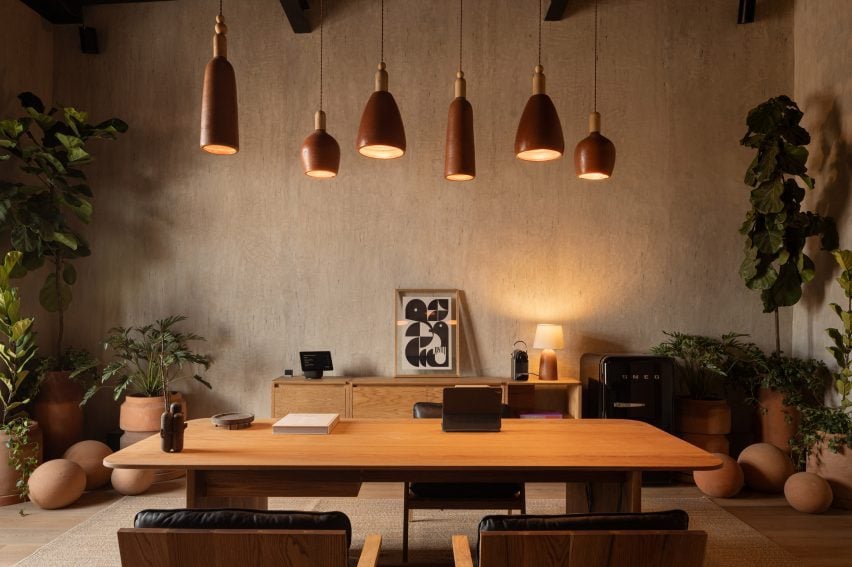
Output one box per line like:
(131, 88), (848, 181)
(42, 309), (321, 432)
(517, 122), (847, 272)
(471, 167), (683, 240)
(394, 289), (461, 377)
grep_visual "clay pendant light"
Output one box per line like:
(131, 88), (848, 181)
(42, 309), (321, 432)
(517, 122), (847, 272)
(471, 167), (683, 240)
(301, 0), (340, 178)
(200, 0), (239, 155)
(444, 0), (475, 181)
(514, 0), (564, 162)
(356, 0), (406, 159)
(574, 0), (615, 179)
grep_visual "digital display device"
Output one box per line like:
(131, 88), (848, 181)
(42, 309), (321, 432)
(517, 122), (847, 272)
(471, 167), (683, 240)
(299, 351), (333, 379)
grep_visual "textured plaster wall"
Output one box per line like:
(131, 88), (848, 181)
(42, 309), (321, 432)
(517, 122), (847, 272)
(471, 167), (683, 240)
(10, 0), (796, 431)
(791, 0), (852, 406)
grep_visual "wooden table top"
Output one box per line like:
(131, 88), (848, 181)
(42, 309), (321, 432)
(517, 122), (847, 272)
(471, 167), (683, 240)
(104, 418), (721, 472)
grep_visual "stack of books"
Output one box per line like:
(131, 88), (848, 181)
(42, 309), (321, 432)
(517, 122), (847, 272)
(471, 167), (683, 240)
(272, 413), (340, 434)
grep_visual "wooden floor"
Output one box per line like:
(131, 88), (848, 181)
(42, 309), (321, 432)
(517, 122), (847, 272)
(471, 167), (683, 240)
(1, 481), (850, 566)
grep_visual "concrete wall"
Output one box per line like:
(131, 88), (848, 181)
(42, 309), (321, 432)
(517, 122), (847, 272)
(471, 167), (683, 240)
(10, 0), (798, 430)
(792, 0), (852, 406)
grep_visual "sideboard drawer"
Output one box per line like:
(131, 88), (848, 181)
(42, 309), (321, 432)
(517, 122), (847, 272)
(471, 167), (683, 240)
(351, 385), (444, 418)
(272, 383), (347, 418)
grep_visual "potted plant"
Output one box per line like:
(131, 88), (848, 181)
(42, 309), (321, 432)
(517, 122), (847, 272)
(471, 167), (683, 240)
(651, 332), (763, 455)
(800, 250), (852, 508)
(0, 92), (127, 458)
(0, 252), (42, 505)
(86, 316), (213, 434)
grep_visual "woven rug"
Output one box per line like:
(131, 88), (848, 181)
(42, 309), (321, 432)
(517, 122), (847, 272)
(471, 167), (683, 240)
(14, 495), (799, 566)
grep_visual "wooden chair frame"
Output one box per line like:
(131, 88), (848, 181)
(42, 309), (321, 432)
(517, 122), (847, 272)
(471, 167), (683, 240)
(403, 483), (526, 562)
(118, 528), (381, 567)
(452, 530), (707, 567)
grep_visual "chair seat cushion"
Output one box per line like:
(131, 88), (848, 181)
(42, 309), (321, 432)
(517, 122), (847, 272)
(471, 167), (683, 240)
(479, 509), (689, 533)
(409, 482), (523, 500)
(134, 508), (352, 547)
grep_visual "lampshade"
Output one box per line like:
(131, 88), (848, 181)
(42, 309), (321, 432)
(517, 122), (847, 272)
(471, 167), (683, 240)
(200, 14), (239, 155)
(301, 111), (340, 178)
(357, 63), (406, 159)
(515, 65), (564, 162)
(574, 111), (615, 180)
(533, 324), (564, 350)
(445, 72), (475, 181)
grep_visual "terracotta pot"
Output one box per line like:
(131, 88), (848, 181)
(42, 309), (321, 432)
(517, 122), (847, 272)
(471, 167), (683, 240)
(0, 421), (43, 506)
(807, 433), (852, 509)
(676, 398), (732, 435)
(681, 432), (731, 455)
(119, 392), (186, 433)
(756, 387), (799, 453)
(32, 371), (84, 460)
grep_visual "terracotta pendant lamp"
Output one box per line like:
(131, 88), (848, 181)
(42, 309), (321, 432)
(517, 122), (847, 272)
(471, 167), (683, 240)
(444, 0), (475, 181)
(515, 0), (563, 162)
(574, 0), (615, 179)
(356, 0), (406, 159)
(300, 0), (340, 178)
(200, 0), (239, 155)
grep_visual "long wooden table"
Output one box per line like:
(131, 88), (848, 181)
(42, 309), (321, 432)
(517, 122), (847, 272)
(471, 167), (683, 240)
(104, 418), (721, 513)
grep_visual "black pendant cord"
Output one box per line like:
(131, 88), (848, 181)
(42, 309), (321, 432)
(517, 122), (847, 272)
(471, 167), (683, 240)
(219, 0), (223, 17)
(319, 0), (324, 112)
(458, 0), (463, 73)
(380, 0), (384, 63)
(537, 0), (542, 66)
(594, 0), (598, 112)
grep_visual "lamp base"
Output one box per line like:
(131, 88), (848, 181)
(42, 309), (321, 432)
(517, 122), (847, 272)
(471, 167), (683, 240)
(539, 349), (558, 381)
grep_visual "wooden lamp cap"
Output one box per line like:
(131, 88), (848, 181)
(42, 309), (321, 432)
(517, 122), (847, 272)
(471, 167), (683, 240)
(454, 71), (466, 99)
(532, 65), (545, 95)
(589, 111), (601, 133)
(314, 110), (327, 131)
(213, 14), (228, 58)
(374, 62), (389, 92)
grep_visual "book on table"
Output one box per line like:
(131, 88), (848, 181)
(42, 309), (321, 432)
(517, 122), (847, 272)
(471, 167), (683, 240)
(273, 413), (340, 434)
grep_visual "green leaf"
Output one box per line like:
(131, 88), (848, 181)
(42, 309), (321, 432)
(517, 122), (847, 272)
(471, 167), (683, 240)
(747, 264), (778, 291)
(66, 147), (91, 163)
(754, 144), (780, 185)
(833, 250), (852, 272)
(799, 173), (814, 190)
(51, 232), (78, 250)
(39, 273), (72, 313)
(0, 119), (25, 139)
(55, 132), (83, 150)
(799, 254), (816, 283)
(750, 179), (785, 214)
(63, 264), (77, 285)
(753, 226), (784, 254)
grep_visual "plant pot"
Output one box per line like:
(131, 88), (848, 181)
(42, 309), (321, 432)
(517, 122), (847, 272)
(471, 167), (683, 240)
(32, 371), (84, 459)
(119, 392), (186, 433)
(0, 421), (43, 506)
(756, 387), (799, 454)
(806, 433), (852, 509)
(676, 398), (732, 435)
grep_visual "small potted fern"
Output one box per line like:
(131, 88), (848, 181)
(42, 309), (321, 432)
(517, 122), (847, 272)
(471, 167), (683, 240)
(86, 316), (213, 434)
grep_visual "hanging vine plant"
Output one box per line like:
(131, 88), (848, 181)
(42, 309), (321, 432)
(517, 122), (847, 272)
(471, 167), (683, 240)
(738, 95), (838, 353)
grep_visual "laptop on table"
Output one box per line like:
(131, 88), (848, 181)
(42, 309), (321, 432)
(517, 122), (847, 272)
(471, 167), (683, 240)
(441, 386), (503, 432)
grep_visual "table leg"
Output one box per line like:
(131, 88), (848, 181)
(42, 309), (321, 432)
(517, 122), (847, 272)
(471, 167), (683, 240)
(185, 470), (268, 510)
(565, 471), (642, 513)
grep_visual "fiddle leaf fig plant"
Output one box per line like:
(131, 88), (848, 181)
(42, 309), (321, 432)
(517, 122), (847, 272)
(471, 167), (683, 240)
(738, 95), (837, 353)
(0, 92), (127, 362)
(825, 249), (852, 410)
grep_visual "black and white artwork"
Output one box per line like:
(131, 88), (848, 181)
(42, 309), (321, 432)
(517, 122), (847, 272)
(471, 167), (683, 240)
(395, 290), (460, 376)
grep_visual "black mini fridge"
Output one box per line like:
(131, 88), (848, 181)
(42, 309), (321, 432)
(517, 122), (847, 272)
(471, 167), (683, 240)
(580, 354), (676, 484)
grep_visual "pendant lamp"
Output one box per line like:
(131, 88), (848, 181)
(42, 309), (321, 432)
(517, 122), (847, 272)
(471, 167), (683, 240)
(200, 0), (239, 155)
(300, 0), (340, 178)
(574, 0), (615, 179)
(444, 0), (475, 181)
(356, 0), (406, 159)
(515, 0), (563, 162)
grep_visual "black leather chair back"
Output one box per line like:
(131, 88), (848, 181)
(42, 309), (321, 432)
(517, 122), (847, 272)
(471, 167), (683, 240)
(412, 401), (513, 419)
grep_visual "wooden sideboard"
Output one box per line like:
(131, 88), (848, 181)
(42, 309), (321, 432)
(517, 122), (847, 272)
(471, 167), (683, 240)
(271, 376), (582, 419)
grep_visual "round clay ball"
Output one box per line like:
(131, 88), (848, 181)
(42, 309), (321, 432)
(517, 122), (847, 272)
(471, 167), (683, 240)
(694, 453), (744, 498)
(63, 440), (113, 490)
(111, 468), (155, 496)
(784, 472), (833, 513)
(28, 459), (86, 509)
(738, 443), (794, 493)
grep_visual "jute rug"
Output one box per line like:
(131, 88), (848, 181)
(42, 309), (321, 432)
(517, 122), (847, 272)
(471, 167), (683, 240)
(14, 495), (799, 566)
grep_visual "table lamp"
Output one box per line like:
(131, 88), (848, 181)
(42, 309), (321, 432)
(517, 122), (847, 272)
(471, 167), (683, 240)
(533, 323), (564, 381)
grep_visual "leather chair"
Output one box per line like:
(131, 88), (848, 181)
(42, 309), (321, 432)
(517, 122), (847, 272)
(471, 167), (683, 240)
(117, 508), (381, 567)
(403, 402), (526, 562)
(452, 509), (707, 567)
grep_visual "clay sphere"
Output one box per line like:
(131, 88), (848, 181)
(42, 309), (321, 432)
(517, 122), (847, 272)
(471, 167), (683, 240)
(111, 468), (155, 496)
(28, 459), (86, 509)
(784, 472), (833, 513)
(694, 453), (744, 498)
(63, 440), (113, 490)
(738, 443), (795, 493)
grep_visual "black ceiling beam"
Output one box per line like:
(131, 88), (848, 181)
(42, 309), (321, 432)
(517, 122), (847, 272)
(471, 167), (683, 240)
(279, 0), (311, 33)
(544, 0), (569, 21)
(19, 0), (174, 24)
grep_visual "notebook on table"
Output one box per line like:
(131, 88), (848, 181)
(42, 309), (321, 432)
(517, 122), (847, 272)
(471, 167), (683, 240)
(441, 386), (502, 432)
(273, 413), (339, 434)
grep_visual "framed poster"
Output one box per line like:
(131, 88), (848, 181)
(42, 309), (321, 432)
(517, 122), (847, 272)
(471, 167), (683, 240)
(394, 289), (461, 377)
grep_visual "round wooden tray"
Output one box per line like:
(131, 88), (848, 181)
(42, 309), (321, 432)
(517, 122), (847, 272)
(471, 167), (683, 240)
(210, 412), (255, 430)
